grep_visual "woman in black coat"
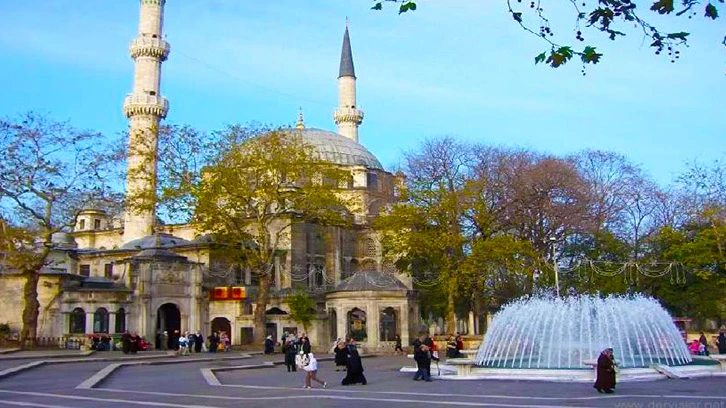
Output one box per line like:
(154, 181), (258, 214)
(194, 332), (204, 353)
(594, 348), (616, 393)
(334, 341), (348, 371)
(341, 347), (367, 385)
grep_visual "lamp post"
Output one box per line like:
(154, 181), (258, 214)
(550, 238), (560, 297)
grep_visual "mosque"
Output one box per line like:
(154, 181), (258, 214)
(0, 0), (420, 351)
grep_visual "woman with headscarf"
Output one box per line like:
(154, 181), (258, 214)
(594, 348), (616, 393)
(334, 340), (348, 371)
(717, 332), (726, 354)
(341, 347), (367, 385)
(264, 335), (275, 354)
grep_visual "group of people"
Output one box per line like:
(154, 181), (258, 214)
(412, 333), (439, 382)
(120, 331), (144, 354)
(154, 330), (230, 354)
(446, 334), (465, 359)
(281, 332), (312, 372)
(688, 332), (726, 356)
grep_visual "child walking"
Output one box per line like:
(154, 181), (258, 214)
(302, 353), (327, 389)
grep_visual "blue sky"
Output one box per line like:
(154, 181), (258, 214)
(0, 0), (724, 185)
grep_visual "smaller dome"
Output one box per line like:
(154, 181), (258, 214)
(332, 271), (408, 292)
(120, 233), (191, 250)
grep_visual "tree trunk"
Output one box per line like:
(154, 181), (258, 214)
(20, 270), (40, 349)
(446, 287), (456, 334)
(252, 273), (271, 346)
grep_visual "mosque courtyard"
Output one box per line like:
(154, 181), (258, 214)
(0, 352), (724, 408)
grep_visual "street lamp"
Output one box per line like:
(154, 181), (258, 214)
(550, 237), (560, 297)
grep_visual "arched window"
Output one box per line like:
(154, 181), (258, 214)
(347, 308), (367, 341)
(93, 308), (109, 333)
(115, 308), (126, 333)
(380, 307), (398, 341)
(69, 308), (85, 334)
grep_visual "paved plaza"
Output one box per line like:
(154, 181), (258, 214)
(0, 351), (725, 408)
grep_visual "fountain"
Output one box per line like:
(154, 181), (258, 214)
(475, 294), (692, 369)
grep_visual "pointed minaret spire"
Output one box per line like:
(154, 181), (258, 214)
(296, 107), (305, 129)
(339, 22), (355, 78)
(334, 23), (363, 143)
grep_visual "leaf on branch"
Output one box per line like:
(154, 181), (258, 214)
(399, 1), (417, 14)
(512, 12), (523, 22)
(581, 46), (603, 64)
(534, 52), (547, 64)
(705, 3), (719, 19)
(545, 47), (574, 68)
(371, 2), (382, 11)
(666, 32), (690, 40)
(651, 0), (675, 14)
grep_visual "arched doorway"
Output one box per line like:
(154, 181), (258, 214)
(157, 303), (181, 349)
(211, 317), (232, 344)
(347, 308), (367, 341)
(380, 307), (397, 341)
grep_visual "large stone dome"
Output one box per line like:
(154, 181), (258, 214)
(285, 128), (383, 170)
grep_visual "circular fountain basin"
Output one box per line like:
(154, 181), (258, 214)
(476, 294), (692, 369)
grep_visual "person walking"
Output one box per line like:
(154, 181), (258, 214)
(188, 332), (196, 354)
(717, 332), (726, 354)
(121, 331), (131, 354)
(413, 343), (432, 382)
(264, 335), (275, 354)
(341, 347), (367, 385)
(209, 332), (219, 353)
(699, 332), (710, 356)
(195, 331), (204, 353)
(394, 335), (403, 355)
(594, 348), (616, 393)
(302, 353), (327, 389)
(283, 339), (297, 372)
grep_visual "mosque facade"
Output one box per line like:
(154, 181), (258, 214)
(0, 0), (419, 351)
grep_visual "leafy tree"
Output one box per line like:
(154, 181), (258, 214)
(0, 112), (119, 348)
(287, 292), (316, 333)
(190, 127), (350, 345)
(371, 0), (723, 70)
(376, 136), (473, 333)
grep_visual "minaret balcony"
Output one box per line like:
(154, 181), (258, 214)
(123, 93), (169, 118)
(129, 37), (170, 60)
(334, 107), (364, 125)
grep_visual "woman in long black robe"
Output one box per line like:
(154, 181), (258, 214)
(594, 348), (616, 393)
(334, 342), (348, 371)
(341, 348), (367, 385)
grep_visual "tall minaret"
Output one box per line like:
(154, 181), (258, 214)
(333, 25), (364, 143)
(122, 0), (170, 243)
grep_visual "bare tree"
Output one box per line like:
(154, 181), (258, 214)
(0, 113), (120, 347)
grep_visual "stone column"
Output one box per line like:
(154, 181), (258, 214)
(109, 313), (117, 334)
(400, 304), (410, 347)
(337, 306), (347, 342)
(468, 311), (476, 335)
(85, 313), (94, 334)
(367, 302), (378, 349)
